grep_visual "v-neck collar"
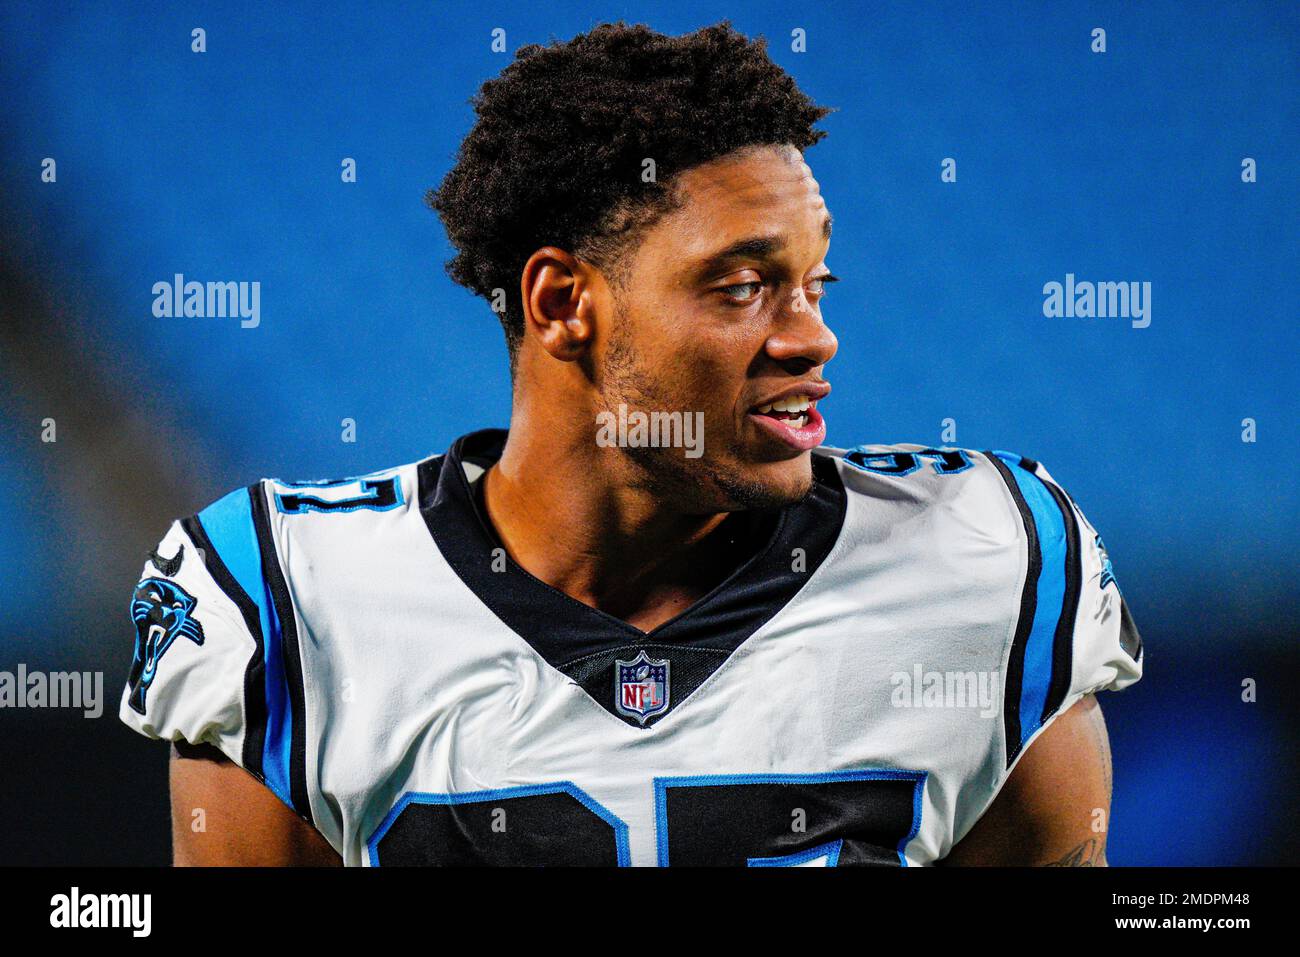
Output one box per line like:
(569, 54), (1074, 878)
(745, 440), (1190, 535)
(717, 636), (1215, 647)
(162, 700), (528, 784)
(417, 428), (848, 672)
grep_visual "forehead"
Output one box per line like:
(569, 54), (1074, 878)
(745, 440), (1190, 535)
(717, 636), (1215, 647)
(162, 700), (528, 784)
(647, 146), (829, 259)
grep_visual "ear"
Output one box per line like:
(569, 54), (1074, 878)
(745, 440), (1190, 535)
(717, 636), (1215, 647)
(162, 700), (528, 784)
(519, 246), (598, 362)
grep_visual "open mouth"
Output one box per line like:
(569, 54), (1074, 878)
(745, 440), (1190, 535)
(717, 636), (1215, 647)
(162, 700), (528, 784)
(748, 394), (827, 451)
(754, 395), (813, 430)
(144, 623), (165, 671)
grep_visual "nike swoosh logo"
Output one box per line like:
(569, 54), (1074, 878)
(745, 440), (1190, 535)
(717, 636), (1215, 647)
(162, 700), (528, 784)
(148, 543), (184, 577)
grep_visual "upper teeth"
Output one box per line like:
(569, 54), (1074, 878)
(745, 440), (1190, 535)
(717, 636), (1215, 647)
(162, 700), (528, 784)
(757, 396), (812, 414)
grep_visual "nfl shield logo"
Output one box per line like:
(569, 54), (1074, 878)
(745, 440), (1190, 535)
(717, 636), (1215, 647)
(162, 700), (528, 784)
(615, 650), (670, 725)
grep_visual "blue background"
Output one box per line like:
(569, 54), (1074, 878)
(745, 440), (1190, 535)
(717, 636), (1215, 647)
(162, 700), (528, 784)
(0, 0), (1295, 864)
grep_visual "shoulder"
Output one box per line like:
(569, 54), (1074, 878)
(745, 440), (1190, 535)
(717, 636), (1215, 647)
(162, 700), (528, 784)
(258, 459), (428, 521)
(119, 454), (439, 819)
(178, 457), (433, 594)
(814, 441), (1029, 547)
(815, 439), (1142, 696)
(814, 442), (1105, 542)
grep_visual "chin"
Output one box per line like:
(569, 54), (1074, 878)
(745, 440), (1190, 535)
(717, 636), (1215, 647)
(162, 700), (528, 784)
(714, 453), (815, 511)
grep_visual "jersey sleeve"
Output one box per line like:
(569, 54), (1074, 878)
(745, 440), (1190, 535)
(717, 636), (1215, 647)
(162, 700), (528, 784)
(985, 451), (1144, 766)
(120, 483), (306, 817)
(1046, 462), (1144, 697)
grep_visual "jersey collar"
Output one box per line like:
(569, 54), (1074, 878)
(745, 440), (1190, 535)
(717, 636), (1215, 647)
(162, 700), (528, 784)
(417, 427), (848, 724)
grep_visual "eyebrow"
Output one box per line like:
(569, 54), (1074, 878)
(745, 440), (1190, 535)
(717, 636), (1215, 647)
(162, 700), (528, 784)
(691, 214), (833, 278)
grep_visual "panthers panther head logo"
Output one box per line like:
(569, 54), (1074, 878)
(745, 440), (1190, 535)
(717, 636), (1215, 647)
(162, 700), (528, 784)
(128, 577), (205, 715)
(1094, 534), (1117, 592)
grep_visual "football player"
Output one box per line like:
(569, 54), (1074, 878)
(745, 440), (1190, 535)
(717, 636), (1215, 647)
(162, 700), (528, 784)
(122, 22), (1142, 866)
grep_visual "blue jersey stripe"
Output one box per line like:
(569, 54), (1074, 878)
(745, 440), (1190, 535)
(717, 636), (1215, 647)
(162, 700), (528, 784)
(197, 486), (294, 810)
(991, 453), (1069, 754)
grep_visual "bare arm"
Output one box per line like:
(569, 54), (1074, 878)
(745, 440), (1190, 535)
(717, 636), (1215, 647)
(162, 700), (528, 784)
(169, 741), (341, 866)
(943, 693), (1113, 866)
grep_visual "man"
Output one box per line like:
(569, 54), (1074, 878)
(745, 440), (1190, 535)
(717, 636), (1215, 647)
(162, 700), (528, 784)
(122, 22), (1142, 866)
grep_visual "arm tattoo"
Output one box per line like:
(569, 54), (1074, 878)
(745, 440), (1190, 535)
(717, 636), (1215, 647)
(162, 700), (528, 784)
(1046, 837), (1106, 867)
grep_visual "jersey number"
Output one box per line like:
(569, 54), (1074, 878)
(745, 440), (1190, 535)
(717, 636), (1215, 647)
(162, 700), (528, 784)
(367, 770), (926, 867)
(844, 448), (972, 476)
(274, 477), (403, 514)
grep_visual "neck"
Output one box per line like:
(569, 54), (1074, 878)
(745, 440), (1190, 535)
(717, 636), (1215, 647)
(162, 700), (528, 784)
(480, 418), (734, 630)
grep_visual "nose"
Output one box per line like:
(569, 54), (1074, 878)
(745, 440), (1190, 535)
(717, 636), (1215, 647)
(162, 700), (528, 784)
(764, 294), (838, 373)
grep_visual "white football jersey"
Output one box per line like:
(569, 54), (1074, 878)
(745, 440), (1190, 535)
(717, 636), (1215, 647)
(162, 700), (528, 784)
(121, 429), (1142, 866)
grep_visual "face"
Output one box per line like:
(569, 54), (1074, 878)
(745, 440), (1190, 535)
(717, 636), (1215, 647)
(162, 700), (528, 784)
(593, 144), (838, 512)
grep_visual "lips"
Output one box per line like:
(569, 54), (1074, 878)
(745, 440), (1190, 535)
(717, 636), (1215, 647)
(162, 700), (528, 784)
(748, 401), (827, 452)
(747, 383), (830, 452)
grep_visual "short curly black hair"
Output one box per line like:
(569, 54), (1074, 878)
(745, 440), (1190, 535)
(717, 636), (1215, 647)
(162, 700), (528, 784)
(428, 21), (832, 360)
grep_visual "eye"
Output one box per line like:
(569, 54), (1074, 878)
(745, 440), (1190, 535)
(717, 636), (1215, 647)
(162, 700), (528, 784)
(719, 281), (764, 304)
(172, 601), (184, 609)
(148, 591), (161, 603)
(806, 273), (840, 297)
